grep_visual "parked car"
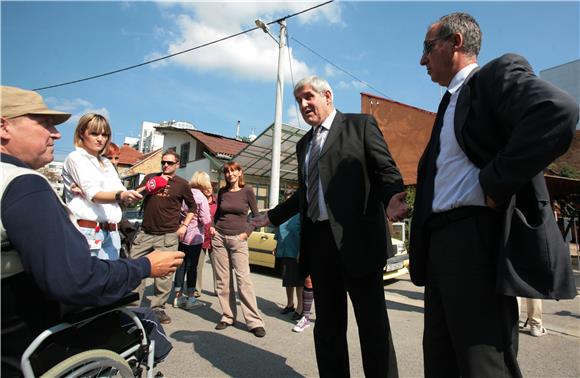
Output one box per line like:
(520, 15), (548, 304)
(123, 208), (143, 227)
(248, 219), (409, 281)
(248, 225), (277, 269)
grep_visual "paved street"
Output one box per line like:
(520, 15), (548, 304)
(145, 259), (580, 378)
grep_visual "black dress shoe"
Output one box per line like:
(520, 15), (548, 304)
(215, 321), (231, 330)
(251, 327), (266, 338)
(280, 306), (295, 314)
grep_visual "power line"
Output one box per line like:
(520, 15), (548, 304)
(290, 36), (392, 100)
(32, 1), (334, 91)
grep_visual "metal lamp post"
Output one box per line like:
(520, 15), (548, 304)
(255, 19), (287, 208)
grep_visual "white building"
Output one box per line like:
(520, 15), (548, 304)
(540, 60), (580, 129)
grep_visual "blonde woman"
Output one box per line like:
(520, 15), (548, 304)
(63, 113), (142, 260)
(173, 171), (211, 309)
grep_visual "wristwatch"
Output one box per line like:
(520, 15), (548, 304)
(115, 191), (123, 202)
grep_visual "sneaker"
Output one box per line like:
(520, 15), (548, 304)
(292, 316), (311, 333)
(530, 324), (548, 337)
(173, 295), (187, 308)
(193, 289), (201, 298)
(154, 309), (171, 325)
(251, 327), (266, 338)
(184, 296), (204, 310)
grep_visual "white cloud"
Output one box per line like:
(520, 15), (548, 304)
(150, 1), (342, 81)
(336, 80), (367, 91)
(45, 97), (110, 125)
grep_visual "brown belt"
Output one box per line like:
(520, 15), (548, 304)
(77, 219), (118, 232)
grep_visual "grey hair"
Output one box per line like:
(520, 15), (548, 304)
(294, 76), (333, 97)
(438, 12), (482, 57)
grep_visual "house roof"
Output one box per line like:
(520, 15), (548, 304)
(120, 148), (162, 178)
(186, 130), (248, 159)
(361, 92), (436, 186)
(118, 145), (144, 166)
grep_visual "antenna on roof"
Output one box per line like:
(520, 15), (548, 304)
(236, 120), (241, 140)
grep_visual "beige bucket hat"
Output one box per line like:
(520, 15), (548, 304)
(1, 86), (71, 125)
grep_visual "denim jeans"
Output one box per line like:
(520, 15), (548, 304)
(79, 226), (121, 260)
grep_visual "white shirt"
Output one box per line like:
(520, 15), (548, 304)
(305, 108), (336, 221)
(63, 147), (127, 223)
(433, 63), (486, 212)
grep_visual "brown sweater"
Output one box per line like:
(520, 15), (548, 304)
(140, 173), (196, 235)
(214, 185), (258, 235)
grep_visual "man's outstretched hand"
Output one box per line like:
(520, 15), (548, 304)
(387, 192), (409, 222)
(146, 251), (185, 277)
(251, 212), (271, 228)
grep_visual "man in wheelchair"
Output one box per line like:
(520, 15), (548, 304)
(1, 86), (185, 377)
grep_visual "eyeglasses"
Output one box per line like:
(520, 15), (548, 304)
(423, 34), (452, 55)
(161, 161), (177, 166)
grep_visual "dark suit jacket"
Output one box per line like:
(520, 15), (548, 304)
(269, 111), (404, 278)
(410, 54), (578, 299)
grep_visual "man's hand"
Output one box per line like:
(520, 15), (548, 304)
(485, 195), (498, 209)
(146, 250), (185, 277)
(210, 226), (216, 236)
(387, 192), (409, 222)
(251, 212), (271, 228)
(238, 232), (249, 241)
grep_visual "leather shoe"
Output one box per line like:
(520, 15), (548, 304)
(280, 306), (295, 315)
(215, 321), (231, 330)
(291, 311), (303, 321)
(251, 327), (266, 338)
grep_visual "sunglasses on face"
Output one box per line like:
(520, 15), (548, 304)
(161, 161), (177, 166)
(423, 34), (452, 55)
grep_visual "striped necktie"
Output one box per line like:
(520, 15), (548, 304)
(307, 126), (324, 221)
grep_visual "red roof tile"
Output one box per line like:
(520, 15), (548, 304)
(187, 130), (248, 158)
(118, 145), (144, 165)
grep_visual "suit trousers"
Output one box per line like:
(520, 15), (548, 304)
(130, 230), (179, 309)
(423, 208), (521, 378)
(304, 219), (398, 378)
(211, 231), (264, 330)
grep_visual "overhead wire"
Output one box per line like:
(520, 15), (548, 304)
(290, 36), (392, 100)
(32, 1), (335, 91)
(285, 31), (303, 130)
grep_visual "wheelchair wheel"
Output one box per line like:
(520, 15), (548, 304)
(39, 349), (133, 378)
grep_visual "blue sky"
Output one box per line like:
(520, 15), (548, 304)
(2, 1), (579, 161)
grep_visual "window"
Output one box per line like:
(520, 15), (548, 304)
(180, 142), (190, 168)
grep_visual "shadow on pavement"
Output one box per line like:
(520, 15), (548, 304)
(386, 288), (425, 301)
(385, 299), (424, 314)
(171, 330), (304, 377)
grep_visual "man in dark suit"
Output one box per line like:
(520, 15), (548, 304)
(410, 12), (578, 377)
(252, 76), (407, 377)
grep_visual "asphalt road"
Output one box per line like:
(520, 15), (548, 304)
(144, 260), (580, 378)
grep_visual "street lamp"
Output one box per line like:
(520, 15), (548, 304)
(255, 18), (287, 208)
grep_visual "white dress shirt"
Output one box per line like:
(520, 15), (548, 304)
(305, 108), (336, 221)
(63, 147), (127, 223)
(433, 63), (486, 212)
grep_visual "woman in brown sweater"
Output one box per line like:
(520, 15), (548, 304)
(211, 161), (265, 337)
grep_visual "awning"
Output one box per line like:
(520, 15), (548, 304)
(233, 123), (309, 182)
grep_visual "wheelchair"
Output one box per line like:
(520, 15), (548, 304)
(19, 293), (156, 378)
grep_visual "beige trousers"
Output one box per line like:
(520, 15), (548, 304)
(130, 230), (179, 309)
(517, 297), (543, 327)
(211, 231), (264, 330)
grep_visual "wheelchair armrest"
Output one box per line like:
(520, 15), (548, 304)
(62, 293), (140, 324)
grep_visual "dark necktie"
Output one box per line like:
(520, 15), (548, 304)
(307, 126), (324, 221)
(420, 90), (451, 213)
